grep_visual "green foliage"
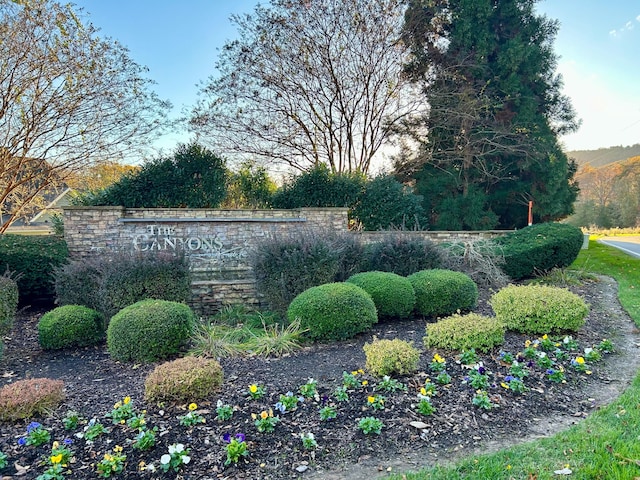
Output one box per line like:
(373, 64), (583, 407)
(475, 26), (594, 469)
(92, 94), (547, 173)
(144, 356), (224, 404)
(346, 271), (416, 319)
(0, 275), (18, 359)
(424, 313), (505, 352)
(364, 235), (444, 276)
(0, 378), (65, 421)
(496, 223), (585, 280)
(490, 285), (589, 334)
(287, 282), (378, 342)
(408, 269), (478, 318)
(272, 164), (364, 209)
(352, 175), (427, 230)
(94, 143), (228, 208)
(363, 338), (420, 377)
(251, 232), (366, 314)
(38, 305), (104, 350)
(56, 252), (192, 321)
(0, 234), (68, 302)
(224, 160), (277, 208)
(107, 300), (196, 363)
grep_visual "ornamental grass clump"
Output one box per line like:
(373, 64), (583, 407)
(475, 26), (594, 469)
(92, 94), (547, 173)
(107, 299), (195, 363)
(0, 378), (65, 421)
(287, 282), (377, 342)
(424, 313), (505, 352)
(144, 356), (224, 404)
(490, 285), (589, 334)
(363, 338), (420, 377)
(38, 305), (104, 350)
(408, 269), (478, 318)
(346, 271), (416, 319)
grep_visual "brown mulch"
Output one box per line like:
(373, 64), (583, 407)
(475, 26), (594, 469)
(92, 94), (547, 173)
(1, 277), (639, 480)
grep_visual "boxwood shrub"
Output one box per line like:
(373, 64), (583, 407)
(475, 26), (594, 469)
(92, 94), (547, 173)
(490, 284), (589, 334)
(424, 313), (505, 352)
(107, 299), (196, 363)
(38, 305), (104, 350)
(346, 271), (415, 319)
(144, 356), (224, 404)
(0, 234), (68, 303)
(408, 269), (478, 318)
(287, 282), (377, 342)
(496, 223), (584, 280)
(363, 338), (420, 377)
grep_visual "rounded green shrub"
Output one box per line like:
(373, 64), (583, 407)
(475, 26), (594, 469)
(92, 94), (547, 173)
(107, 300), (195, 363)
(144, 356), (224, 404)
(490, 285), (589, 334)
(287, 283), (377, 342)
(496, 223), (584, 280)
(38, 305), (104, 350)
(346, 271), (415, 319)
(408, 269), (478, 318)
(363, 338), (420, 377)
(424, 313), (505, 352)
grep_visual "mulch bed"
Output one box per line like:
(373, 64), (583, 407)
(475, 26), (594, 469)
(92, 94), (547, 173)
(1, 277), (639, 480)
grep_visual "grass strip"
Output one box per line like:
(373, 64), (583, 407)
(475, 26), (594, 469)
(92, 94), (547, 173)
(392, 239), (640, 479)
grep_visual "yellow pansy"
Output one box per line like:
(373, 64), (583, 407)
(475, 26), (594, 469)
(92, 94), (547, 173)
(249, 384), (258, 393)
(351, 370), (359, 376)
(50, 454), (63, 464)
(123, 396), (131, 405)
(542, 334), (548, 340)
(260, 411), (269, 419)
(114, 445), (123, 453)
(188, 403), (198, 411)
(420, 387), (427, 396)
(361, 380), (368, 386)
(576, 357), (585, 364)
(367, 396), (375, 403)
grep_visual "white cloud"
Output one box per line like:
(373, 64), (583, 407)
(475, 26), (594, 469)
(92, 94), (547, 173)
(626, 21), (634, 30)
(609, 29), (618, 37)
(637, 14), (640, 22)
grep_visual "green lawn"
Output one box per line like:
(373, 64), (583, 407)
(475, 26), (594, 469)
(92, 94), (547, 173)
(392, 239), (640, 480)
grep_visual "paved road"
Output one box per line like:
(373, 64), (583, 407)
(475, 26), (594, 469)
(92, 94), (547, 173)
(598, 236), (640, 258)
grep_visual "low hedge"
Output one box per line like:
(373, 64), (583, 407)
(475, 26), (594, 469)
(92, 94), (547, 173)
(424, 313), (505, 352)
(287, 282), (377, 342)
(0, 234), (68, 303)
(0, 275), (19, 360)
(107, 300), (196, 363)
(363, 235), (443, 277)
(408, 269), (478, 318)
(38, 305), (104, 350)
(496, 223), (584, 280)
(346, 271), (415, 319)
(490, 284), (589, 334)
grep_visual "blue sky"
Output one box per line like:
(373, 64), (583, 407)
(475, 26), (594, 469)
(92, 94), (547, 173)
(72, 0), (640, 154)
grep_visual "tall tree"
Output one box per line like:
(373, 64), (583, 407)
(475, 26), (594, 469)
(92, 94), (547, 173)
(190, 0), (423, 174)
(0, 0), (170, 232)
(399, 0), (579, 229)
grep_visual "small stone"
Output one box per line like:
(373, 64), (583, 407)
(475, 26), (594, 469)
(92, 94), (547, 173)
(296, 465), (309, 473)
(410, 421), (429, 429)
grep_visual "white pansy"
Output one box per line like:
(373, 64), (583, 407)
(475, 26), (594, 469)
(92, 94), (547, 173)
(160, 454), (171, 465)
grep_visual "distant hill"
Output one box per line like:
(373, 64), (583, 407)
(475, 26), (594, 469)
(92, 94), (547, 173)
(567, 144), (640, 168)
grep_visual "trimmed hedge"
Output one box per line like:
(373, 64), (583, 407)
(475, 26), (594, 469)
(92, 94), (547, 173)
(287, 283), (377, 342)
(408, 269), (478, 318)
(424, 313), (505, 352)
(490, 284), (589, 334)
(0, 234), (68, 303)
(38, 305), (104, 350)
(346, 271), (415, 319)
(144, 356), (224, 404)
(363, 338), (420, 377)
(107, 300), (196, 363)
(0, 275), (19, 360)
(496, 223), (584, 280)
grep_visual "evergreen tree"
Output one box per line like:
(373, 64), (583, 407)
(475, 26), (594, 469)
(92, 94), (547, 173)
(401, 0), (579, 229)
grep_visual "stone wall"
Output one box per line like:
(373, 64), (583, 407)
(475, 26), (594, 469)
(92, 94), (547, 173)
(62, 207), (349, 315)
(63, 206), (511, 315)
